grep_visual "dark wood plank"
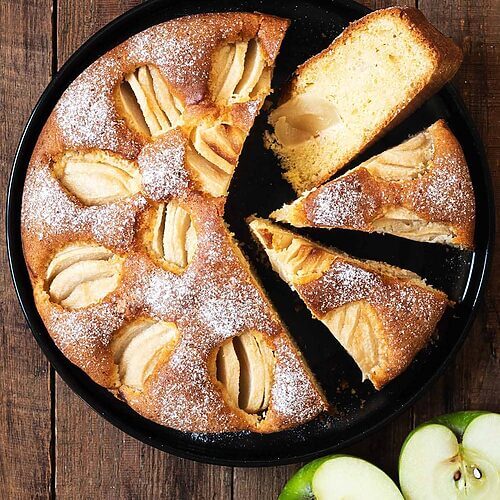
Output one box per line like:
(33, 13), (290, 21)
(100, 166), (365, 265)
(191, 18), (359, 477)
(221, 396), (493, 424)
(54, 2), (232, 499)
(56, 389), (232, 499)
(0, 1), (53, 498)
(56, 0), (140, 66)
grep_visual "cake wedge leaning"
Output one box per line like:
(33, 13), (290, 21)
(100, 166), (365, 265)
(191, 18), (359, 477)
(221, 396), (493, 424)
(249, 218), (448, 389)
(266, 7), (463, 193)
(272, 120), (475, 249)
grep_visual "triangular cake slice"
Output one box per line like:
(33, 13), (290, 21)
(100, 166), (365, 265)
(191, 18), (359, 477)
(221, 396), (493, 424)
(265, 7), (462, 193)
(249, 218), (448, 389)
(272, 120), (475, 248)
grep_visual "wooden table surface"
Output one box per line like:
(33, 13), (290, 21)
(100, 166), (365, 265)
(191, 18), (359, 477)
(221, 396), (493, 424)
(1, 0), (498, 498)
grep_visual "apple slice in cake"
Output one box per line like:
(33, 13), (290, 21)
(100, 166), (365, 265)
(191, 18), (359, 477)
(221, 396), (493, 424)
(249, 218), (448, 389)
(272, 120), (475, 249)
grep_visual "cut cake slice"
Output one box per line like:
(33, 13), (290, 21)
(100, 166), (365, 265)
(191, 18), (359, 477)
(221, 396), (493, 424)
(266, 7), (463, 193)
(272, 120), (475, 248)
(249, 218), (448, 389)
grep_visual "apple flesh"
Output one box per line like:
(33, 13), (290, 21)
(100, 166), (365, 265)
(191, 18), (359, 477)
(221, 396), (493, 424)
(399, 411), (500, 499)
(279, 455), (403, 500)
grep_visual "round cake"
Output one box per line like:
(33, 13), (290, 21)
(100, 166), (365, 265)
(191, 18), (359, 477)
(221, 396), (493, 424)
(21, 12), (329, 433)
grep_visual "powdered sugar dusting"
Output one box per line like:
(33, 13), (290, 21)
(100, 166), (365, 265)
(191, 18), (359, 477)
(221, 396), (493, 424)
(136, 263), (197, 321)
(297, 255), (447, 378)
(55, 57), (139, 156)
(22, 13), (321, 433)
(126, 26), (209, 102)
(299, 122), (475, 246)
(197, 275), (275, 339)
(49, 298), (127, 363)
(410, 153), (475, 224)
(138, 130), (190, 200)
(148, 342), (235, 430)
(308, 172), (379, 229)
(22, 164), (146, 251)
(133, 227), (277, 344)
(271, 338), (325, 421)
(304, 260), (381, 314)
(124, 14), (246, 103)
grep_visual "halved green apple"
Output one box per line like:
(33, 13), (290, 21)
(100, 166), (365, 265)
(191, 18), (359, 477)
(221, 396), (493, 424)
(399, 411), (500, 499)
(279, 454), (403, 499)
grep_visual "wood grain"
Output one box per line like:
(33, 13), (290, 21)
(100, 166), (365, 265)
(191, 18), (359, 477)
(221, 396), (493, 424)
(0, 1), (53, 498)
(0, 0), (498, 498)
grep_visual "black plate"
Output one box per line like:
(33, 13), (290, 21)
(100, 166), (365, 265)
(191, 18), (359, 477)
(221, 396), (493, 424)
(7, 0), (494, 466)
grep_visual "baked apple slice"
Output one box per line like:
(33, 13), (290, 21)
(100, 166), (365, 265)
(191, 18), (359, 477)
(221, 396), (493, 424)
(216, 331), (274, 414)
(46, 244), (122, 309)
(112, 318), (179, 391)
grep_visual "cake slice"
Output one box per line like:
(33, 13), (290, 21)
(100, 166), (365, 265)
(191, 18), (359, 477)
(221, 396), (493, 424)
(266, 7), (463, 193)
(249, 218), (448, 389)
(272, 120), (475, 248)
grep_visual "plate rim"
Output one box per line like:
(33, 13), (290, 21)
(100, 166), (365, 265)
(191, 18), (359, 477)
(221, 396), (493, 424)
(5, 0), (495, 466)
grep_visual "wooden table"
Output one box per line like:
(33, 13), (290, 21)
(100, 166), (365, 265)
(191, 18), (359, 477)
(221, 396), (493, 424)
(1, 0), (498, 498)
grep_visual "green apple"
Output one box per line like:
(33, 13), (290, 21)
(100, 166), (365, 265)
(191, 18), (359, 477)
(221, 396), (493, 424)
(399, 411), (500, 499)
(279, 454), (403, 500)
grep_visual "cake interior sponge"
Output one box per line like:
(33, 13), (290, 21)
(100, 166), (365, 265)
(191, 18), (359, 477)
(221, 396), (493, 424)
(266, 7), (462, 193)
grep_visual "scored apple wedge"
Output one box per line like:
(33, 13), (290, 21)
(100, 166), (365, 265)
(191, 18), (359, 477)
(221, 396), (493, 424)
(186, 122), (246, 198)
(116, 64), (185, 138)
(272, 120), (475, 249)
(210, 38), (272, 105)
(249, 218), (448, 389)
(111, 318), (180, 391)
(216, 330), (275, 415)
(46, 244), (123, 309)
(53, 150), (142, 206)
(399, 411), (500, 500)
(149, 201), (197, 271)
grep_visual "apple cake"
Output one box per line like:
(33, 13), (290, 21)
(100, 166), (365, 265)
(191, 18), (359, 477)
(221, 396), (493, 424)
(21, 12), (330, 433)
(249, 218), (449, 389)
(272, 120), (475, 248)
(265, 7), (463, 193)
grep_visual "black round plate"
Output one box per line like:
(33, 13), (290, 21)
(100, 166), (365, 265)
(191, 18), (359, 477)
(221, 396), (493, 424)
(7, 0), (494, 466)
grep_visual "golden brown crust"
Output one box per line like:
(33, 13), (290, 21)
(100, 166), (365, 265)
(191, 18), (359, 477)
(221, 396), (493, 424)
(274, 120), (475, 248)
(249, 219), (449, 389)
(21, 13), (329, 433)
(35, 12), (290, 162)
(283, 7), (460, 99)
(349, 7), (463, 154)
